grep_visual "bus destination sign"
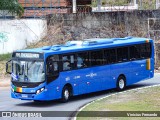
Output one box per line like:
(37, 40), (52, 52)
(15, 53), (40, 59)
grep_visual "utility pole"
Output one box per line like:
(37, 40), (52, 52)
(133, 0), (137, 5)
(72, 0), (77, 13)
(156, 0), (159, 9)
(97, 0), (102, 12)
(134, 0), (138, 9)
(140, 0), (142, 10)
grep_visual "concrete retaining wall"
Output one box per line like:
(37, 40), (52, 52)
(0, 19), (47, 54)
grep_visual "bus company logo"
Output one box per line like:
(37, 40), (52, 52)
(65, 77), (70, 81)
(86, 73), (97, 78)
(74, 76), (81, 79)
(2, 112), (11, 117)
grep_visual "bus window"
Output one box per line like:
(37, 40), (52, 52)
(146, 43), (151, 58)
(140, 43), (151, 58)
(110, 49), (117, 63)
(47, 55), (59, 75)
(53, 62), (58, 71)
(129, 45), (141, 60)
(117, 47), (129, 62)
(104, 49), (110, 64)
(77, 52), (89, 68)
(62, 54), (75, 71)
(90, 50), (103, 66)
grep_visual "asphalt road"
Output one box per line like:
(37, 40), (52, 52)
(0, 73), (160, 120)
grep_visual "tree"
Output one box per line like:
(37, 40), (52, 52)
(0, 0), (24, 17)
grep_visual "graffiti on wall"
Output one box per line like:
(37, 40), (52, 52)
(0, 32), (9, 43)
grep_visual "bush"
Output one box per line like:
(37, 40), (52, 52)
(0, 53), (11, 61)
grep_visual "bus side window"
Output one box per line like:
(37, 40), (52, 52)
(62, 54), (75, 71)
(129, 45), (141, 60)
(90, 50), (103, 66)
(104, 49), (110, 64)
(109, 49), (117, 63)
(117, 47), (128, 62)
(53, 62), (58, 71)
(77, 52), (89, 68)
(140, 43), (151, 58)
(47, 55), (59, 75)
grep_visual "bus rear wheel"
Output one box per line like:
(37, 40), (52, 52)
(61, 86), (71, 102)
(116, 76), (126, 91)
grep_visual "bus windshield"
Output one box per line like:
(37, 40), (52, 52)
(12, 60), (45, 83)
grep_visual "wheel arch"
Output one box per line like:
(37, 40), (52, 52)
(118, 74), (126, 80)
(63, 83), (73, 96)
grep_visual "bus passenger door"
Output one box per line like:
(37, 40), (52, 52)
(46, 55), (61, 99)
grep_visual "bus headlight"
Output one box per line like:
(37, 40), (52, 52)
(41, 87), (44, 91)
(36, 90), (41, 94)
(36, 87), (45, 94)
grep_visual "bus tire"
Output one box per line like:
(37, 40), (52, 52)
(61, 86), (71, 102)
(116, 76), (126, 91)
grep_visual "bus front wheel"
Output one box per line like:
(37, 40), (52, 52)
(61, 86), (70, 102)
(116, 76), (126, 91)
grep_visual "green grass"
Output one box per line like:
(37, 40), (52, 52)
(0, 53), (11, 77)
(77, 86), (160, 120)
(0, 53), (12, 61)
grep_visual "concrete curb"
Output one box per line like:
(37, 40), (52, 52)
(73, 84), (160, 120)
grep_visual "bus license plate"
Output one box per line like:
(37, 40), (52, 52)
(21, 94), (28, 98)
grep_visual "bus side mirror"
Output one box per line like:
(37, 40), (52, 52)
(6, 60), (12, 74)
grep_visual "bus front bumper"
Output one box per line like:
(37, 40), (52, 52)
(11, 90), (49, 101)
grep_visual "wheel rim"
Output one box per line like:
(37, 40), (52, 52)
(119, 79), (125, 89)
(64, 89), (69, 100)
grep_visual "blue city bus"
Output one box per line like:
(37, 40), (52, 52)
(6, 36), (154, 102)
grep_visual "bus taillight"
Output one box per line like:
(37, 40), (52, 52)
(146, 59), (151, 70)
(146, 40), (149, 43)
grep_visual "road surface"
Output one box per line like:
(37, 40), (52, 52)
(0, 73), (160, 120)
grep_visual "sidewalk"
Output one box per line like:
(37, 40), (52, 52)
(0, 77), (10, 87)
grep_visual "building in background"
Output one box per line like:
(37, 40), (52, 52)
(18, 0), (91, 18)
(92, 0), (138, 12)
(1, 0), (160, 18)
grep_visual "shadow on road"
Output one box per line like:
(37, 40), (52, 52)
(15, 83), (153, 107)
